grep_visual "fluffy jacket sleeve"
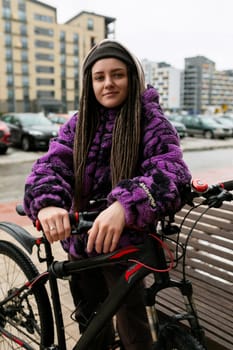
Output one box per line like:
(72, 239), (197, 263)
(23, 115), (77, 221)
(107, 87), (192, 228)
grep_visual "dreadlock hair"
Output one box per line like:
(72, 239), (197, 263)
(73, 40), (145, 210)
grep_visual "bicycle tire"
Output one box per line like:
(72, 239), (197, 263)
(153, 323), (206, 350)
(0, 240), (54, 349)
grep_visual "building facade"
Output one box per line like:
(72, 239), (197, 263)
(142, 59), (182, 111)
(0, 0), (115, 114)
(183, 56), (233, 114)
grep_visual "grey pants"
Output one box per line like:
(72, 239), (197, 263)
(69, 264), (153, 350)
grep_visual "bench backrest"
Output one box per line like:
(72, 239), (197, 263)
(154, 198), (233, 350)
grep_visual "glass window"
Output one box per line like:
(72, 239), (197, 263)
(20, 24), (27, 35)
(34, 14), (53, 23)
(73, 33), (79, 43)
(2, 7), (11, 19)
(21, 37), (28, 49)
(21, 50), (28, 61)
(4, 21), (11, 33)
(7, 75), (14, 86)
(35, 40), (54, 49)
(22, 76), (29, 86)
(22, 63), (29, 74)
(36, 66), (54, 73)
(34, 27), (54, 36)
(5, 34), (12, 46)
(36, 78), (54, 86)
(6, 62), (13, 73)
(5, 48), (12, 60)
(37, 90), (55, 98)
(60, 31), (65, 41)
(87, 18), (94, 30)
(35, 53), (54, 61)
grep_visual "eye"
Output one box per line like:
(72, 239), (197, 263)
(93, 75), (104, 81)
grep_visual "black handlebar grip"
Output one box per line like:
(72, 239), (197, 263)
(219, 180), (233, 191)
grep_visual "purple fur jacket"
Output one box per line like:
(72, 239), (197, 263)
(24, 86), (191, 258)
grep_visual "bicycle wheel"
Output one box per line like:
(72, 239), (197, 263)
(0, 240), (54, 349)
(153, 323), (206, 350)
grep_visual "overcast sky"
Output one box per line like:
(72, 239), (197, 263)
(43, 0), (233, 71)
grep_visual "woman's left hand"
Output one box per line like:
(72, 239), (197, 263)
(87, 201), (125, 254)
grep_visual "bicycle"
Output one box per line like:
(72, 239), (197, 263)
(0, 179), (232, 350)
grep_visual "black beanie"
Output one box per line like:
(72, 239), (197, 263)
(83, 41), (135, 72)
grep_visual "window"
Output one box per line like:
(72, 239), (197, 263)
(87, 18), (94, 30)
(35, 40), (54, 49)
(22, 76), (29, 86)
(60, 55), (66, 65)
(4, 21), (11, 33)
(5, 48), (12, 60)
(7, 75), (14, 86)
(73, 33), (79, 43)
(21, 37), (28, 49)
(60, 31), (65, 41)
(5, 34), (12, 47)
(35, 53), (54, 61)
(20, 24), (27, 35)
(22, 63), (29, 74)
(36, 78), (54, 86)
(6, 62), (13, 73)
(36, 66), (54, 73)
(34, 14), (53, 23)
(60, 42), (66, 54)
(21, 50), (28, 61)
(34, 27), (54, 36)
(37, 90), (55, 98)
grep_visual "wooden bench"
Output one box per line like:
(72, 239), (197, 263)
(147, 198), (233, 350)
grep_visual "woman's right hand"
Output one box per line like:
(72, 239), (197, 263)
(37, 206), (71, 243)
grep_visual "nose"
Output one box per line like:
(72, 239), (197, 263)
(104, 75), (114, 87)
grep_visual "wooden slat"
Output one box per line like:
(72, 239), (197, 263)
(149, 200), (233, 350)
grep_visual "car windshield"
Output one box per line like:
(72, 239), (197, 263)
(18, 114), (53, 127)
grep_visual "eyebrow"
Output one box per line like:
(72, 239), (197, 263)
(92, 67), (126, 75)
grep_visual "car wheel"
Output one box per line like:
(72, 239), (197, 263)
(21, 136), (31, 151)
(204, 130), (214, 139)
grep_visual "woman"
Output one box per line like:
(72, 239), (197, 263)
(24, 39), (191, 349)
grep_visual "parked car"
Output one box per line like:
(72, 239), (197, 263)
(0, 113), (59, 151)
(166, 115), (187, 139)
(212, 116), (233, 137)
(181, 115), (232, 139)
(0, 121), (11, 154)
(47, 113), (71, 126)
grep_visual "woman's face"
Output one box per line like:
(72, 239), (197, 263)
(91, 58), (129, 108)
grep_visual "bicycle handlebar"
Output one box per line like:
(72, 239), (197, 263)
(16, 178), (233, 233)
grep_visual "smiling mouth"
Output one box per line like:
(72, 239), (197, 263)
(104, 92), (117, 97)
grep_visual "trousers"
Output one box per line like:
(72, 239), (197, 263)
(69, 263), (153, 350)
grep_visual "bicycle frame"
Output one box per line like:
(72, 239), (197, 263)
(0, 219), (205, 350)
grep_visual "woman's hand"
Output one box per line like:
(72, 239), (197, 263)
(87, 201), (126, 254)
(38, 206), (71, 243)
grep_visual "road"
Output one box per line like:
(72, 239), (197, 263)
(183, 148), (233, 184)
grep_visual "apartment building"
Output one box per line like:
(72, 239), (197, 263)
(0, 0), (115, 114)
(183, 56), (233, 114)
(142, 59), (182, 111)
(183, 56), (216, 114)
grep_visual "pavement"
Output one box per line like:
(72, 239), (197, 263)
(0, 137), (233, 348)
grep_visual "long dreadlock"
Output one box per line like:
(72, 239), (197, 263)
(73, 41), (145, 210)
